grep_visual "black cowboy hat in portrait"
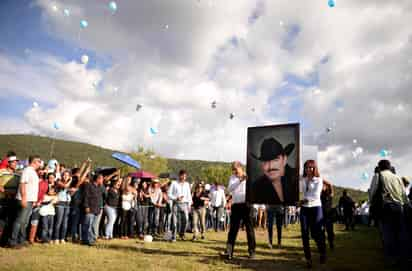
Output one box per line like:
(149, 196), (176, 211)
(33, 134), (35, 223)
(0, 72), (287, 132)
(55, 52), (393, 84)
(249, 137), (298, 205)
(250, 137), (295, 161)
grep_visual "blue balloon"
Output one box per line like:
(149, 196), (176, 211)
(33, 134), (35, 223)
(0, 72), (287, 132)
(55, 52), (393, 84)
(150, 128), (157, 135)
(53, 122), (61, 130)
(109, 1), (117, 12)
(361, 172), (369, 181)
(47, 159), (58, 171)
(379, 149), (389, 157)
(80, 20), (88, 29)
(63, 8), (70, 17)
(328, 0), (335, 7)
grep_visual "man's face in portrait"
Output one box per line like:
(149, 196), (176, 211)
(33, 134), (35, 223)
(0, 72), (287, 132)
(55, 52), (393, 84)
(261, 154), (287, 181)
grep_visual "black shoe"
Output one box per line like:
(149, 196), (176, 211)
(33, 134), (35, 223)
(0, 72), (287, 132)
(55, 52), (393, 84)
(320, 254), (326, 264)
(329, 242), (334, 251)
(221, 244), (233, 260)
(306, 259), (313, 268)
(248, 251), (256, 259)
(201, 235), (205, 240)
(180, 234), (186, 241)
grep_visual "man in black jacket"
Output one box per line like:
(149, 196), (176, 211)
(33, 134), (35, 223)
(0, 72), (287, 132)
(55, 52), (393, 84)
(81, 174), (104, 246)
(249, 137), (298, 205)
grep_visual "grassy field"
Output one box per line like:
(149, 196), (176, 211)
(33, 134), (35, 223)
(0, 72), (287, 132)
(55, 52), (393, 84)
(0, 224), (385, 271)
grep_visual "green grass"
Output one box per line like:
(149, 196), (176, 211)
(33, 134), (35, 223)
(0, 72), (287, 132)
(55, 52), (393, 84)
(0, 224), (384, 271)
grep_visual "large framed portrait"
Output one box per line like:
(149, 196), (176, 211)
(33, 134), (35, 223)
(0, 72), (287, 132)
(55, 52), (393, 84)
(246, 123), (300, 205)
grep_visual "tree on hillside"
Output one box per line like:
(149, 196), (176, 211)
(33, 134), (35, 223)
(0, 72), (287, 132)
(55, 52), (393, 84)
(199, 165), (232, 186)
(119, 148), (168, 176)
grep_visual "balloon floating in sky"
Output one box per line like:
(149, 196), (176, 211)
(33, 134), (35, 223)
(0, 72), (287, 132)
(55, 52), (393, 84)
(53, 122), (61, 130)
(109, 1), (117, 13)
(33, 102), (39, 108)
(52, 5), (58, 12)
(361, 172), (369, 181)
(353, 139), (358, 144)
(80, 20), (88, 29)
(352, 147), (364, 159)
(150, 128), (157, 135)
(113, 87), (119, 93)
(211, 101), (217, 109)
(63, 8), (70, 17)
(92, 81), (99, 88)
(251, 108), (255, 112)
(379, 149), (389, 157)
(326, 127), (332, 133)
(81, 55), (89, 64)
(47, 159), (59, 171)
(229, 113), (235, 120)
(328, 0), (335, 8)
(136, 104), (142, 112)
(165, 25), (169, 29)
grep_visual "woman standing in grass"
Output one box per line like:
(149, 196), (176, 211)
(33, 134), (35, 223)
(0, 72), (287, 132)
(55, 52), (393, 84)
(104, 180), (121, 240)
(53, 170), (72, 244)
(300, 160), (331, 268)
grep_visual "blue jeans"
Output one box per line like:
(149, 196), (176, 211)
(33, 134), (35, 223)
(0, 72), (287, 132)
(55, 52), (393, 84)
(381, 202), (412, 267)
(70, 206), (81, 240)
(212, 206), (224, 231)
(9, 201), (33, 246)
(104, 206), (117, 238)
(81, 213), (96, 244)
(300, 206), (326, 260)
(30, 207), (41, 226)
(137, 206), (149, 235)
(93, 208), (103, 240)
(41, 215), (54, 242)
(149, 206), (160, 235)
(53, 204), (70, 241)
(171, 202), (189, 239)
(267, 205), (284, 245)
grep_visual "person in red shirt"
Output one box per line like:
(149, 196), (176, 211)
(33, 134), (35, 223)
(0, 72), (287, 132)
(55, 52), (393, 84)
(0, 151), (17, 169)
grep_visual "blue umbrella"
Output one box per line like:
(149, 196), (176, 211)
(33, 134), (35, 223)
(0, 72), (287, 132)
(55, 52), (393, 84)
(111, 152), (141, 169)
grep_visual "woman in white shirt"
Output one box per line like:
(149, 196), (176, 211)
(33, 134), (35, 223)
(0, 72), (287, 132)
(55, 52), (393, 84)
(300, 160), (331, 268)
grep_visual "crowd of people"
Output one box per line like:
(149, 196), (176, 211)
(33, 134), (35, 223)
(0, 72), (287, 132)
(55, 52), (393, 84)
(1, 150), (412, 269)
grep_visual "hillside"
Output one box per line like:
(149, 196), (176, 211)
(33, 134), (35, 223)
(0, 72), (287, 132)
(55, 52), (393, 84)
(0, 134), (367, 204)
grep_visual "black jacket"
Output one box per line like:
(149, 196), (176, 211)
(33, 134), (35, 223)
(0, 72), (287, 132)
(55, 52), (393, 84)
(248, 165), (298, 205)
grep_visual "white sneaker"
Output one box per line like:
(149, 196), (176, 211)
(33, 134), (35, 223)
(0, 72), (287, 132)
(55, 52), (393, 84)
(60, 240), (66, 244)
(53, 240), (59, 245)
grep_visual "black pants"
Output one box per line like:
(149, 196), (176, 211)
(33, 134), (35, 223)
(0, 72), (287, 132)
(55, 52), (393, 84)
(227, 203), (256, 253)
(344, 211), (354, 230)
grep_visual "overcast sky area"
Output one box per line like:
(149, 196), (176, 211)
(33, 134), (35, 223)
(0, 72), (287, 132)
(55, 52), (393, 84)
(1, 0), (412, 191)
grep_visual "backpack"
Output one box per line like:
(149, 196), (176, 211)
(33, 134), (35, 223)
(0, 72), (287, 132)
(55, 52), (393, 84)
(369, 173), (383, 221)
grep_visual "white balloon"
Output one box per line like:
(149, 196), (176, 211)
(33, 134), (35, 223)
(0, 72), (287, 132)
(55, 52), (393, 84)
(353, 139), (358, 144)
(33, 102), (39, 108)
(81, 55), (89, 64)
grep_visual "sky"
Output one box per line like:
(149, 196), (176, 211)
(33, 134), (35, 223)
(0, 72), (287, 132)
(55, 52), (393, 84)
(1, 0), (412, 191)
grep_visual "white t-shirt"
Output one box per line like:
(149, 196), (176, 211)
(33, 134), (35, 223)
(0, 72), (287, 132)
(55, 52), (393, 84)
(210, 188), (226, 208)
(122, 193), (134, 210)
(227, 175), (246, 204)
(300, 177), (323, 207)
(16, 166), (39, 202)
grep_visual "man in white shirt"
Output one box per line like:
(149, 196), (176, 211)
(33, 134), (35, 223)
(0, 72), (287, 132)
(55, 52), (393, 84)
(9, 155), (41, 248)
(209, 182), (226, 232)
(222, 161), (256, 260)
(167, 170), (192, 241)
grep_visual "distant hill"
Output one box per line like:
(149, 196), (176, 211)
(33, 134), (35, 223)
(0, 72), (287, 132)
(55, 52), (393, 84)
(0, 134), (368, 205)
